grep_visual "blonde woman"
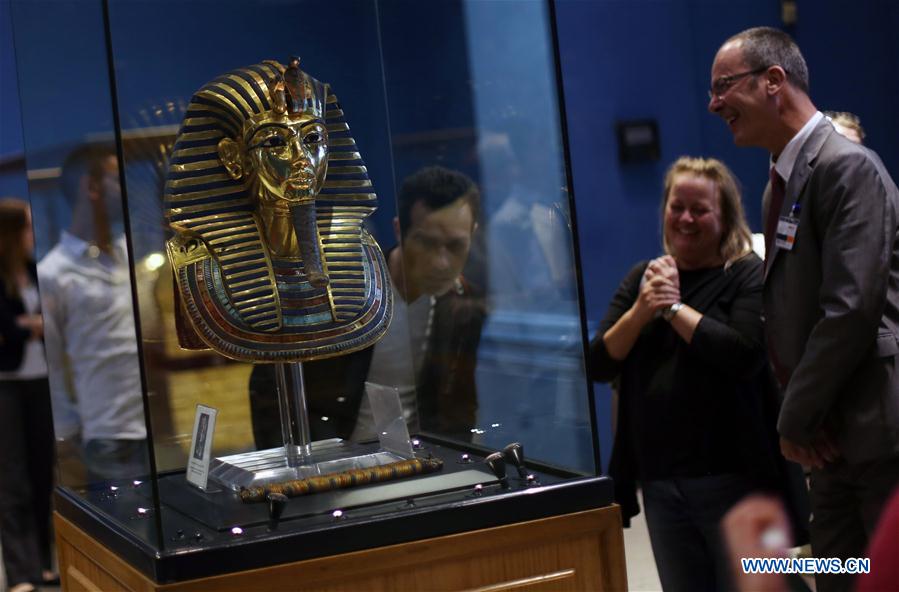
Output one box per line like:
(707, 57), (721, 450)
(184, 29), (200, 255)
(591, 157), (779, 591)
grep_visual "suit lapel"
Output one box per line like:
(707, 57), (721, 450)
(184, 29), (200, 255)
(765, 119), (834, 281)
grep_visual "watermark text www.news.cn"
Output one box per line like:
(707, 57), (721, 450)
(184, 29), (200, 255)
(741, 557), (870, 575)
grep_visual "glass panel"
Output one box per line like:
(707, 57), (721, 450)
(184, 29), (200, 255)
(9, 0), (154, 546)
(106, 0), (403, 462)
(103, 0), (400, 551)
(377, 0), (596, 473)
(12, 0), (600, 561)
(105, 0), (597, 479)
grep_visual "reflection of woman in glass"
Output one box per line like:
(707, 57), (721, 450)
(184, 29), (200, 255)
(591, 158), (779, 591)
(0, 198), (57, 592)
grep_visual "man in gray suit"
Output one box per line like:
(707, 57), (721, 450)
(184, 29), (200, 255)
(709, 27), (899, 592)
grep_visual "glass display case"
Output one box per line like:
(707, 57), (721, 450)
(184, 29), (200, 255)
(10, 0), (614, 583)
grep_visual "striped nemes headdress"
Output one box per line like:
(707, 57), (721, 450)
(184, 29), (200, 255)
(164, 59), (391, 363)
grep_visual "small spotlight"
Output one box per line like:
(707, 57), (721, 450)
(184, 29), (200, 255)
(230, 526), (244, 536)
(144, 253), (166, 272)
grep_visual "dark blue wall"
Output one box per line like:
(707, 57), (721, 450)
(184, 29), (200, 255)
(0, 0), (28, 198)
(377, 0), (476, 185)
(0, 1), (22, 157)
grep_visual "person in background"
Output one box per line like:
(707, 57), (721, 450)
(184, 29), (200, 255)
(359, 165), (484, 439)
(709, 27), (899, 592)
(591, 157), (785, 591)
(824, 110), (865, 145)
(39, 145), (148, 482)
(0, 198), (58, 592)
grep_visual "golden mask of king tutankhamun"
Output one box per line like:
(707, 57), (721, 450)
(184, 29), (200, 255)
(164, 58), (391, 362)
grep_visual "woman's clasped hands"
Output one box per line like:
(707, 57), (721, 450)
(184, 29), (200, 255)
(633, 255), (681, 325)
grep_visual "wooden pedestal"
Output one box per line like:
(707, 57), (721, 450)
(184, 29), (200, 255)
(55, 504), (627, 591)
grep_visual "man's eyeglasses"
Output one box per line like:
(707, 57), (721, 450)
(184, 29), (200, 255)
(708, 66), (770, 100)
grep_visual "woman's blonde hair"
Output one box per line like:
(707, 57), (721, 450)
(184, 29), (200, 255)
(661, 156), (753, 267)
(825, 110), (865, 143)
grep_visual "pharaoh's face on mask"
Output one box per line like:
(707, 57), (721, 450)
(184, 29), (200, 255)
(246, 112), (329, 205)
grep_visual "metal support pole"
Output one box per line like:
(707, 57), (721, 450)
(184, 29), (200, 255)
(275, 362), (312, 466)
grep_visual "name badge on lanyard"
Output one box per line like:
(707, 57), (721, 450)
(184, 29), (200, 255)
(775, 202), (801, 251)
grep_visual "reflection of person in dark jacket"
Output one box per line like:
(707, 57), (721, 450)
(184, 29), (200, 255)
(250, 166), (485, 446)
(0, 198), (58, 591)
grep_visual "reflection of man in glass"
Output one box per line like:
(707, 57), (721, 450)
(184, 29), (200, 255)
(477, 128), (576, 310)
(354, 166), (484, 439)
(250, 166), (485, 443)
(39, 145), (148, 482)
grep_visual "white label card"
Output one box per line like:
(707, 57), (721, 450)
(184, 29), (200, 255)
(775, 215), (799, 251)
(186, 404), (218, 491)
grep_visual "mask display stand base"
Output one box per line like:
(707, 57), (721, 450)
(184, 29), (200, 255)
(208, 362), (407, 492)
